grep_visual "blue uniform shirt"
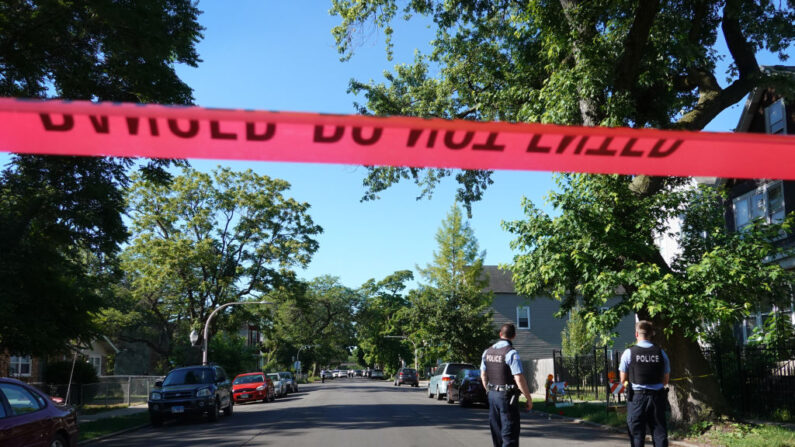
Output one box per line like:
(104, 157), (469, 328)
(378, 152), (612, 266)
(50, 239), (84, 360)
(619, 340), (670, 390)
(480, 340), (523, 376)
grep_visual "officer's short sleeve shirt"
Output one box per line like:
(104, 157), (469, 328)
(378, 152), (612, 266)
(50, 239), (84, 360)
(480, 340), (523, 375)
(619, 340), (670, 390)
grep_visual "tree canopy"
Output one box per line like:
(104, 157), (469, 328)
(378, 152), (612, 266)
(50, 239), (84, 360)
(97, 167), (322, 370)
(399, 205), (494, 366)
(0, 0), (204, 355)
(331, 0), (795, 209)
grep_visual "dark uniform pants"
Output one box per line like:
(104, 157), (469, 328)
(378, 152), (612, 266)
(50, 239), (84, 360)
(488, 390), (520, 447)
(627, 390), (668, 447)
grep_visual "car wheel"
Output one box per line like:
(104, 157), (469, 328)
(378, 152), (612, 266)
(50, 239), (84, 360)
(460, 398), (471, 407)
(427, 386), (434, 399)
(294, 385), (298, 393)
(436, 386), (444, 400)
(150, 413), (163, 427)
(49, 433), (68, 447)
(207, 399), (220, 422)
(224, 399), (234, 416)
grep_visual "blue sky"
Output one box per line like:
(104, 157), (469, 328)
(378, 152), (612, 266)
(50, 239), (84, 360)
(177, 1), (555, 289)
(1, 1), (782, 290)
(175, 1), (767, 290)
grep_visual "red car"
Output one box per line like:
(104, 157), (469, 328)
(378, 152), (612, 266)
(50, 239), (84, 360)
(232, 372), (275, 404)
(0, 377), (78, 447)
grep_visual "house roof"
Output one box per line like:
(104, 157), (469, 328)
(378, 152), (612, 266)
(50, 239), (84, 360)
(695, 65), (794, 186)
(482, 265), (516, 293)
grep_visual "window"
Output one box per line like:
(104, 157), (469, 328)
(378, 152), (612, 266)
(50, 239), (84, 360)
(516, 306), (531, 329)
(765, 99), (788, 135)
(733, 181), (786, 230)
(9, 356), (31, 377)
(0, 383), (43, 416)
(247, 325), (260, 347)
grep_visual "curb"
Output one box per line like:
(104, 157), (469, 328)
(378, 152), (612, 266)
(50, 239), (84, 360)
(77, 423), (149, 445)
(529, 410), (702, 447)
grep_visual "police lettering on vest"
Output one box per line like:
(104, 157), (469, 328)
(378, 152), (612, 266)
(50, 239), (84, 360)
(484, 342), (516, 386)
(628, 345), (665, 385)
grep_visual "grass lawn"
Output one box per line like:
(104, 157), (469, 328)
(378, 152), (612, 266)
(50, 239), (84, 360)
(78, 412), (149, 441)
(522, 396), (795, 447)
(676, 421), (795, 447)
(526, 398), (626, 429)
(79, 403), (130, 415)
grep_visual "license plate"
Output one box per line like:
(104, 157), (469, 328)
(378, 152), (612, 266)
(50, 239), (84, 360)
(240, 393), (249, 399)
(171, 406), (184, 414)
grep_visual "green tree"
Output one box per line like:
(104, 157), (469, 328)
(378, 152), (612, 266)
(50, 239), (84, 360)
(0, 0), (203, 356)
(356, 271), (415, 374)
(331, 0), (795, 212)
(330, 1), (795, 422)
(98, 167), (322, 369)
(504, 176), (794, 421)
(400, 205), (494, 366)
(260, 276), (359, 374)
(561, 307), (598, 358)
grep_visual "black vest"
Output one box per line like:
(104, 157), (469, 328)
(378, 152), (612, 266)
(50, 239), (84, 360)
(628, 344), (665, 385)
(484, 341), (516, 386)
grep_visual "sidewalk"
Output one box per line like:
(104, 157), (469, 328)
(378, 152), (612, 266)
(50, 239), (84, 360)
(78, 403), (148, 423)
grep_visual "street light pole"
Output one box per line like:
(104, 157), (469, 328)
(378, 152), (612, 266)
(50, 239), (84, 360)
(202, 300), (272, 365)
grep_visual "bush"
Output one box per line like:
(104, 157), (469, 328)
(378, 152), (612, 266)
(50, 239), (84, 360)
(45, 359), (99, 385)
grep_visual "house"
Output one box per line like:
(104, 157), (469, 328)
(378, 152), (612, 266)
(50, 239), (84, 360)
(1, 336), (118, 384)
(483, 265), (636, 392)
(699, 66), (795, 343)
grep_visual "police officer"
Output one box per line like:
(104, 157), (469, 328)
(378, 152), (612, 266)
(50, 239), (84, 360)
(619, 320), (670, 447)
(480, 323), (533, 447)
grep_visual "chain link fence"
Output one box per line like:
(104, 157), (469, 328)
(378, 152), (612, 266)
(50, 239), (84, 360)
(34, 375), (162, 407)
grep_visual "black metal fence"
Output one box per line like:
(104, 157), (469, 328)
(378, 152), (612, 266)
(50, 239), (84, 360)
(552, 347), (620, 401)
(703, 345), (795, 416)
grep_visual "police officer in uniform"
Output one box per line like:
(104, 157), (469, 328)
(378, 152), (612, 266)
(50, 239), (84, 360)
(619, 320), (670, 447)
(480, 323), (533, 447)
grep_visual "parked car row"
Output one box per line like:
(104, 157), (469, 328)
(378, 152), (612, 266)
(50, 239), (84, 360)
(321, 369), (386, 379)
(427, 362), (487, 407)
(147, 365), (300, 426)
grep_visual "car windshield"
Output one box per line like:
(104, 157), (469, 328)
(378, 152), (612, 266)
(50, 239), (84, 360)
(267, 374), (280, 381)
(402, 369), (416, 374)
(233, 374), (264, 385)
(163, 368), (213, 386)
(446, 364), (476, 375)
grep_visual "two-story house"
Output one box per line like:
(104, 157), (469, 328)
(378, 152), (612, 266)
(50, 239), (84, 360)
(483, 265), (636, 392)
(701, 66), (795, 342)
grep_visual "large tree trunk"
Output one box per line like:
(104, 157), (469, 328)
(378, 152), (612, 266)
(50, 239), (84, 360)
(650, 315), (729, 424)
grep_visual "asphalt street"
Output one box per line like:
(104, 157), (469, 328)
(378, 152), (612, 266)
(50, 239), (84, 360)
(93, 378), (629, 446)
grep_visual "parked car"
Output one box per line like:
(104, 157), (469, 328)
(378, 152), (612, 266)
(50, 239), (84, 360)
(266, 373), (287, 397)
(370, 370), (385, 380)
(278, 372), (298, 393)
(394, 367), (419, 387)
(333, 370), (345, 378)
(428, 362), (477, 400)
(0, 377), (79, 447)
(354, 369), (363, 377)
(445, 369), (487, 406)
(320, 370), (332, 380)
(232, 372), (275, 404)
(148, 364), (233, 426)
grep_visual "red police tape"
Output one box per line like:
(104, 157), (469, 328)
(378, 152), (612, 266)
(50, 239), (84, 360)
(1, 98), (794, 179)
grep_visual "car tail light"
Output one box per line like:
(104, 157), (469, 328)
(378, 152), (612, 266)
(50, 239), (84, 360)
(442, 376), (453, 382)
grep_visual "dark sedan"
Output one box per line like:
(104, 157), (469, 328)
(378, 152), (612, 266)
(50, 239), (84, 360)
(0, 377), (78, 447)
(446, 369), (487, 406)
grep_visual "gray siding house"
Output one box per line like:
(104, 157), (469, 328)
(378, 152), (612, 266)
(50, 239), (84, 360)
(483, 265), (636, 392)
(484, 265), (636, 359)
